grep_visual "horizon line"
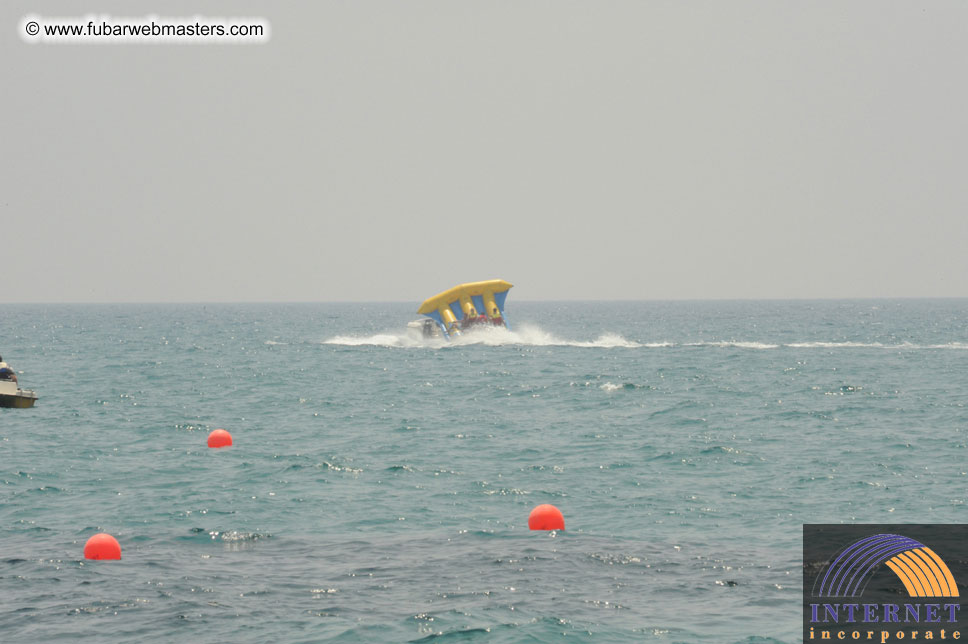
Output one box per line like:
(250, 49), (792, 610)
(2, 295), (967, 306)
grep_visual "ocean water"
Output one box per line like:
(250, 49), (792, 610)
(2, 300), (967, 643)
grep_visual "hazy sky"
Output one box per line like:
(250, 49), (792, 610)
(4, 1), (967, 303)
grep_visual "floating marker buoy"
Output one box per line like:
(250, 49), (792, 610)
(207, 429), (232, 448)
(84, 533), (121, 560)
(528, 504), (565, 530)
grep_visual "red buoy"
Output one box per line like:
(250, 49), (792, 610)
(207, 429), (233, 448)
(528, 504), (565, 530)
(84, 533), (121, 560)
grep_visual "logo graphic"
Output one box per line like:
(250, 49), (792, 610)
(814, 533), (959, 598)
(803, 525), (965, 643)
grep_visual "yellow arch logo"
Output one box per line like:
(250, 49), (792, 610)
(884, 547), (959, 598)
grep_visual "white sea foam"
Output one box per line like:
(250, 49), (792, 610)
(324, 333), (419, 348)
(786, 342), (968, 350)
(321, 329), (968, 351)
(786, 341), (886, 349)
(686, 341), (968, 350)
(322, 324), (643, 348)
(684, 341), (780, 350)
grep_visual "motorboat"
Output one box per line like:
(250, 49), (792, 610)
(407, 318), (444, 339)
(0, 359), (37, 408)
(0, 379), (38, 408)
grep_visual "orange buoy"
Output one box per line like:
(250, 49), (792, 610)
(528, 504), (565, 531)
(84, 533), (121, 560)
(207, 429), (233, 448)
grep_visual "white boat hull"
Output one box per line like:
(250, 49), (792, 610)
(0, 380), (37, 408)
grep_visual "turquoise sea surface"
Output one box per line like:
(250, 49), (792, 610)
(2, 300), (967, 643)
